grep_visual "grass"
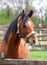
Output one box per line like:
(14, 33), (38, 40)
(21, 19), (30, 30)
(0, 36), (4, 41)
(30, 51), (47, 60)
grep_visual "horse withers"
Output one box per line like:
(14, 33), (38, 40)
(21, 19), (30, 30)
(0, 10), (37, 59)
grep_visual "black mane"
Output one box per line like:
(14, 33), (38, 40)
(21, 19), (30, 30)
(4, 13), (28, 42)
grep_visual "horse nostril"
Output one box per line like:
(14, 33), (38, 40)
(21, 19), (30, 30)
(33, 40), (36, 43)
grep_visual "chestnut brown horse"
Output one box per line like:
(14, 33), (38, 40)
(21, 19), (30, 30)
(0, 10), (37, 59)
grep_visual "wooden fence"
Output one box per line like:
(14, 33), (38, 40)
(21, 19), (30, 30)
(0, 26), (47, 41)
(0, 59), (47, 65)
(0, 26), (47, 44)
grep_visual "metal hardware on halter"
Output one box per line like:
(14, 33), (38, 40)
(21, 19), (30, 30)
(25, 31), (36, 39)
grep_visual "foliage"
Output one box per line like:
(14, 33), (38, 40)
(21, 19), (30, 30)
(0, 8), (47, 26)
(44, 9), (47, 26)
(32, 15), (42, 27)
(0, 10), (15, 26)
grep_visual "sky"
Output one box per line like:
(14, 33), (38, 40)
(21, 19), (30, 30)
(0, 0), (47, 18)
(32, 0), (47, 18)
(32, 0), (47, 11)
(0, 0), (47, 12)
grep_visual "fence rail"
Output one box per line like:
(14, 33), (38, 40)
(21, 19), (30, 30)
(0, 59), (47, 65)
(0, 26), (47, 44)
(0, 26), (47, 36)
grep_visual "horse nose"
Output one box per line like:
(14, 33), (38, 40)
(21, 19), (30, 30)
(28, 39), (36, 46)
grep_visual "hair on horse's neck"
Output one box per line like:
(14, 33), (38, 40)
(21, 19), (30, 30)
(12, 33), (20, 45)
(7, 33), (20, 51)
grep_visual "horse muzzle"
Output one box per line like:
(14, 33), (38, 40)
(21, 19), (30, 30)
(28, 39), (36, 46)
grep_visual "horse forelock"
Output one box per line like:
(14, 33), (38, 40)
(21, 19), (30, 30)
(22, 13), (28, 27)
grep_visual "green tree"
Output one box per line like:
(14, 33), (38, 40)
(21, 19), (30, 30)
(44, 8), (47, 26)
(32, 15), (41, 27)
(5, 5), (11, 18)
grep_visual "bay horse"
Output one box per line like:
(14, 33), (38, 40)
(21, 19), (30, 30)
(0, 10), (37, 59)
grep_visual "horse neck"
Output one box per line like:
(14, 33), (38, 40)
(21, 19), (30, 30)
(7, 32), (15, 45)
(19, 38), (26, 44)
(7, 33), (26, 48)
(7, 33), (20, 47)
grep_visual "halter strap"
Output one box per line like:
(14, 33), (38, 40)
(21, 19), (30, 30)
(25, 31), (36, 39)
(16, 16), (21, 34)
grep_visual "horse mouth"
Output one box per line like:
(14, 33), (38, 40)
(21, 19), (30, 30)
(26, 39), (36, 46)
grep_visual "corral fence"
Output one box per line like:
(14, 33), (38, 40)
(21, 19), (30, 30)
(0, 26), (47, 49)
(0, 26), (47, 40)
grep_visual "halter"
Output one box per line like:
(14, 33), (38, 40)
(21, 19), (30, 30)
(16, 16), (36, 44)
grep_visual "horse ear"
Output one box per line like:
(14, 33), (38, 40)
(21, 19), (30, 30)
(21, 10), (25, 17)
(28, 10), (33, 17)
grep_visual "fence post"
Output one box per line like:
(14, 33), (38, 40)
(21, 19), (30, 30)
(39, 23), (42, 45)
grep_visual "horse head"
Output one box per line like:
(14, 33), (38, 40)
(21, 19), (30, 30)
(16, 10), (38, 46)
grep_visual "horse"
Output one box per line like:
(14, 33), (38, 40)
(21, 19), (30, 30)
(0, 10), (37, 59)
